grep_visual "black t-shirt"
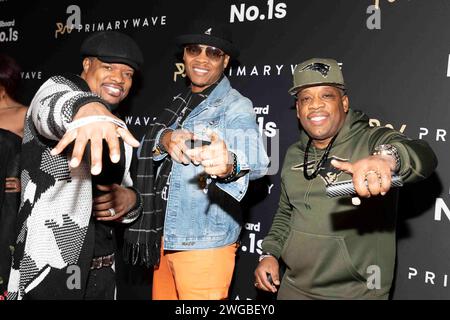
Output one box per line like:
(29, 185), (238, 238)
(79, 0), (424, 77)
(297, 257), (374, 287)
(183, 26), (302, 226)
(91, 140), (126, 257)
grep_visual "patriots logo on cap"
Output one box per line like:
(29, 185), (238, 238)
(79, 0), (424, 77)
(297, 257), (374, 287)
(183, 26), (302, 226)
(300, 62), (331, 78)
(204, 28), (212, 35)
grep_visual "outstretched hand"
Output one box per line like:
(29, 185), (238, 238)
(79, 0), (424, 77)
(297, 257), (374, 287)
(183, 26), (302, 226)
(184, 130), (233, 178)
(50, 102), (140, 175)
(161, 129), (195, 165)
(331, 154), (397, 198)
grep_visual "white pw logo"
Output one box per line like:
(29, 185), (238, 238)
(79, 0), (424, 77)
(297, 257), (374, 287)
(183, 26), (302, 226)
(204, 28), (212, 35)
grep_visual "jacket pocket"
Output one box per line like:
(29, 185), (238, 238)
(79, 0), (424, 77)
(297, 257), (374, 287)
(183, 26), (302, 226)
(281, 230), (368, 299)
(187, 116), (221, 141)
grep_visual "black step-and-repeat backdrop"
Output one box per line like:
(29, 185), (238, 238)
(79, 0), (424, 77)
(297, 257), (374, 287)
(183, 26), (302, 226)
(1, 0), (449, 300)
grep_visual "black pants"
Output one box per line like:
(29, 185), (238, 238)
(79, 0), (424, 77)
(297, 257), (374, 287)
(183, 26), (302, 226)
(84, 266), (116, 300)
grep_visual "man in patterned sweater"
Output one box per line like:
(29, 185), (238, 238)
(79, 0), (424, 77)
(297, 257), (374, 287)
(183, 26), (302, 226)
(7, 31), (143, 300)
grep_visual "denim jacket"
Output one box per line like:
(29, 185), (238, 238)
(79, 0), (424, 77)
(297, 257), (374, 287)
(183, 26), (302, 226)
(155, 76), (270, 250)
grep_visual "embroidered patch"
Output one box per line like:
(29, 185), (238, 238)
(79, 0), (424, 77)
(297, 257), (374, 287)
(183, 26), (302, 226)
(300, 62), (331, 78)
(291, 155), (348, 186)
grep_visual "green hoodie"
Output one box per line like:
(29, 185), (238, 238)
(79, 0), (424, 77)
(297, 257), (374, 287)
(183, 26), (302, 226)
(262, 109), (437, 300)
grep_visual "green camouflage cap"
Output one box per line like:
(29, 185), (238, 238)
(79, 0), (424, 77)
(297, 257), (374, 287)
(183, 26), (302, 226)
(288, 58), (345, 96)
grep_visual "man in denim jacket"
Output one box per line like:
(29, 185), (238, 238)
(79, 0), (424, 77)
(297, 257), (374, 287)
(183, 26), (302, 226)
(129, 22), (269, 300)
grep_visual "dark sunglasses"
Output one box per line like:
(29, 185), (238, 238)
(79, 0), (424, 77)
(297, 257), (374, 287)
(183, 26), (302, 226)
(184, 44), (225, 61)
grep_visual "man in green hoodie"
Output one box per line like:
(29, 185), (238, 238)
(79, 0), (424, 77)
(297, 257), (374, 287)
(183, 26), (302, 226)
(254, 58), (437, 299)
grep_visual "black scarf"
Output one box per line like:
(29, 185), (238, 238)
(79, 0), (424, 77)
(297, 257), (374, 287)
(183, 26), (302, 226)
(122, 89), (192, 267)
(123, 81), (219, 267)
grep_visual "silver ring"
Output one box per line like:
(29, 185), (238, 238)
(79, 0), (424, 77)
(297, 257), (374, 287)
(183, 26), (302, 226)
(108, 208), (116, 217)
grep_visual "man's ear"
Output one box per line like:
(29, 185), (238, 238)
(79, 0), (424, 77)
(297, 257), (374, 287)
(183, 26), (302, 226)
(82, 57), (92, 73)
(342, 94), (349, 113)
(223, 55), (230, 69)
(295, 99), (301, 120)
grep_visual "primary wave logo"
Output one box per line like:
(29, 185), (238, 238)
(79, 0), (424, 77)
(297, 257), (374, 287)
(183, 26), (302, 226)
(55, 5), (167, 39)
(408, 266), (450, 289)
(124, 116), (155, 127)
(226, 62), (343, 78)
(21, 70), (43, 80)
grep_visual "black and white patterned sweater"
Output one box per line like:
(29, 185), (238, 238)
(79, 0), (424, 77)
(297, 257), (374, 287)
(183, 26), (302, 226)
(7, 74), (140, 300)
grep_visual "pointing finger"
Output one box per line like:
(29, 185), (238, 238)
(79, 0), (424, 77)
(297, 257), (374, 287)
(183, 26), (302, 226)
(331, 159), (353, 174)
(51, 130), (77, 156)
(205, 129), (220, 144)
(117, 127), (140, 148)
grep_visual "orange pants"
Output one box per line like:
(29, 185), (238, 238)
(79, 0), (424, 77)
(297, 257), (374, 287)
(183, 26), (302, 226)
(152, 243), (238, 300)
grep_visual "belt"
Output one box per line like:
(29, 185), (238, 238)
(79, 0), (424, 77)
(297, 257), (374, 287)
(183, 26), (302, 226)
(90, 253), (115, 270)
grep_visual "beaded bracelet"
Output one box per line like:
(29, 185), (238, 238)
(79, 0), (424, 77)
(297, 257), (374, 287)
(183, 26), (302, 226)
(122, 186), (143, 221)
(217, 152), (238, 183)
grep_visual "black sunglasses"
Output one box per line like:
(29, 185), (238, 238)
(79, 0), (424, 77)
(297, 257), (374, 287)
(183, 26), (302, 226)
(184, 44), (225, 61)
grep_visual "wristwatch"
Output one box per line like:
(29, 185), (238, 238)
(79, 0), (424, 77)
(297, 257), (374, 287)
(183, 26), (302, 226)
(259, 252), (276, 262)
(372, 144), (401, 172)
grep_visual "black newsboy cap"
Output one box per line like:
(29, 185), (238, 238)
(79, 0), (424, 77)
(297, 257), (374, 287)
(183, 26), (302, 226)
(175, 21), (239, 59)
(80, 31), (144, 71)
